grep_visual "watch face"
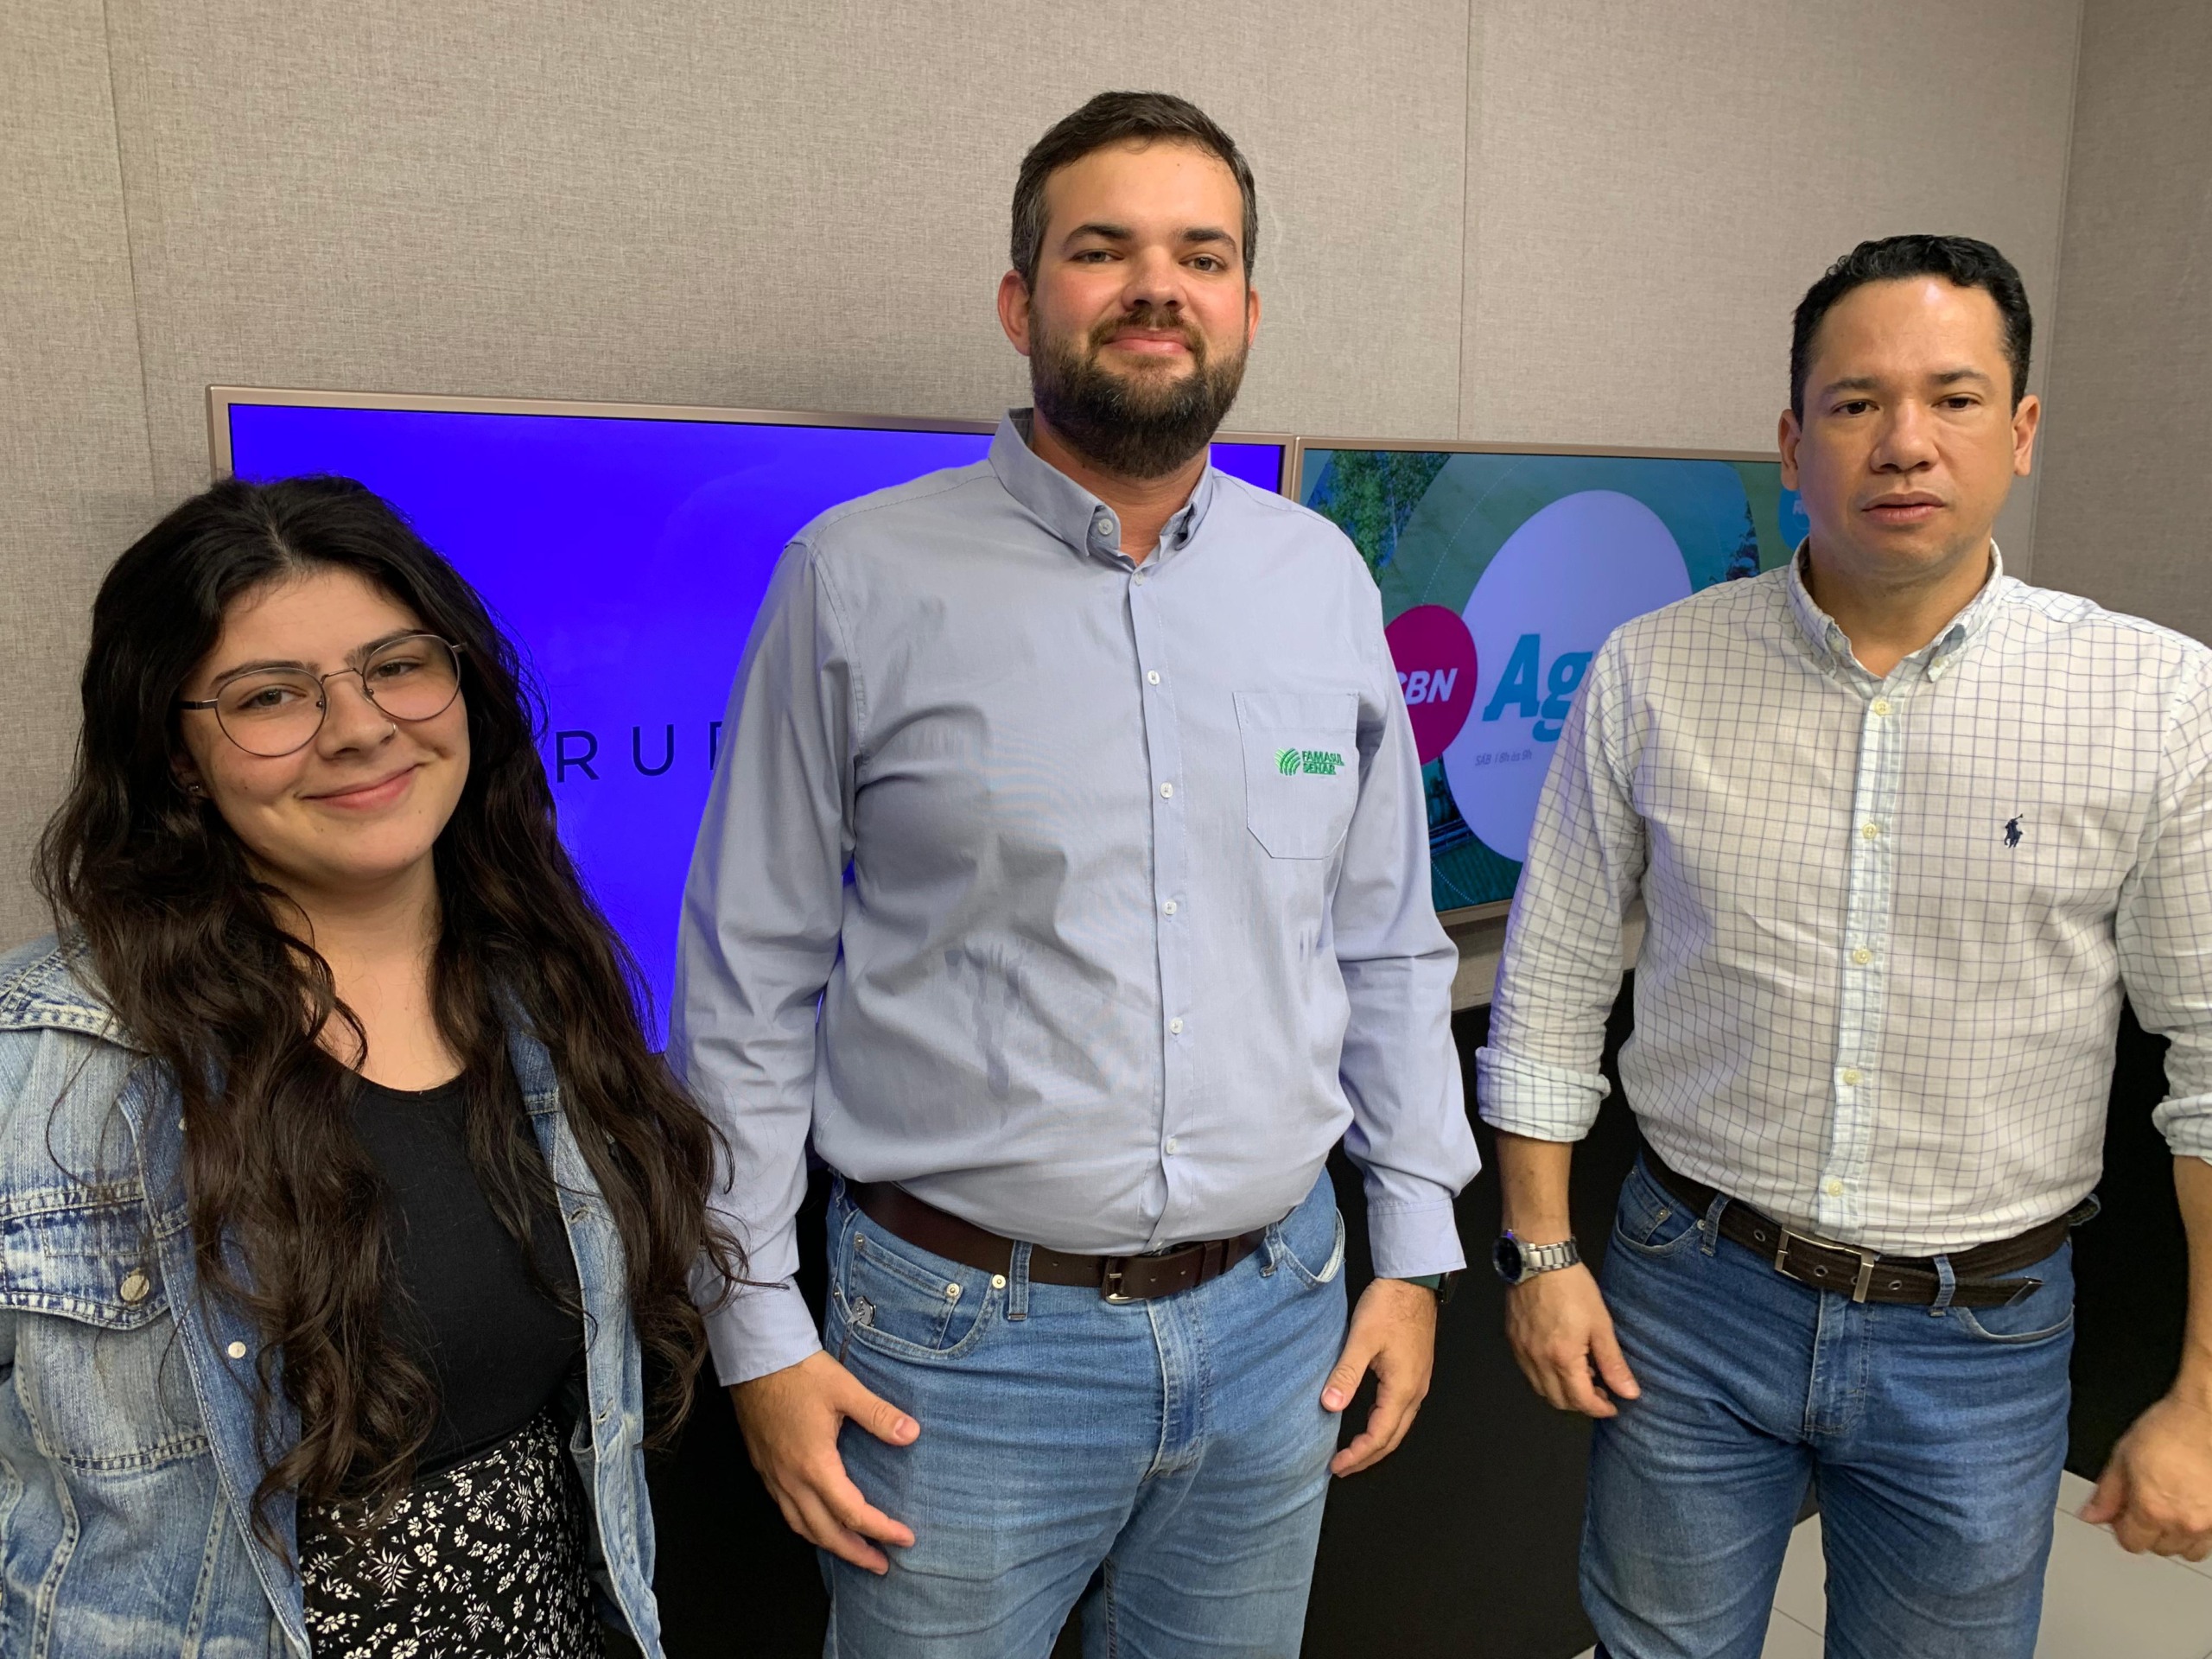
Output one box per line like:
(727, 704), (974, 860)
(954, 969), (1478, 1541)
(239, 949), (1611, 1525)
(1491, 1235), (1524, 1283)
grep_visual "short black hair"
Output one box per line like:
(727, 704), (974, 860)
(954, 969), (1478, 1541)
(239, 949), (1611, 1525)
(1790, 234), (2032, 418)
(1010, 92), (1257, 289)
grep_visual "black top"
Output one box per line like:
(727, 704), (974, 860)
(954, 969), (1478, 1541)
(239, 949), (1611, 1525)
(349, 1073), (584, 1474)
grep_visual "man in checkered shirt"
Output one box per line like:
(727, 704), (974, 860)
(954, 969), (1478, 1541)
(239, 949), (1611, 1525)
(1478, 235), (2212, 1658)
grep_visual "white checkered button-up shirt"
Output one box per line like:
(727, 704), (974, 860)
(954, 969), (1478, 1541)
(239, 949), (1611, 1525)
(1478, 548), (2212, 1255)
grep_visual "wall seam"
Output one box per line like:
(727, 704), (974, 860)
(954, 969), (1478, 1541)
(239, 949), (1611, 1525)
(99, 0), (159, 497)
(1456, 0), (1479, 438)
(2024, 0), (2095, 589)
(2044, 0), (2094, 374)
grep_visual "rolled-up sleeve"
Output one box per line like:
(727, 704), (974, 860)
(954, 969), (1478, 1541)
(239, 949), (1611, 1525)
(1332, 585), (1481, 1281)
(673, 540), (855, 1386)
(2129, 657), (2212, 1164)
(1478, 633), (1647, 1142)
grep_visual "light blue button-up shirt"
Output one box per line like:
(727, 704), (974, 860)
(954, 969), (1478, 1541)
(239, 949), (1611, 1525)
(675, 413), (1478, 1383)
(1479, 547), (2212, 1255)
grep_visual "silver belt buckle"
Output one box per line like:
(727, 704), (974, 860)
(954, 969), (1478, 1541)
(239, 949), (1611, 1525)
(1101, 1258), (1135, 1304)
(1774, 1226), (1883, 1303)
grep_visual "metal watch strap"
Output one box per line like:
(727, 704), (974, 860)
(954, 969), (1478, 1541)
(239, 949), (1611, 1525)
(1495, 1231), (1582, 1285)
(1516, 1238), (1580, 1275)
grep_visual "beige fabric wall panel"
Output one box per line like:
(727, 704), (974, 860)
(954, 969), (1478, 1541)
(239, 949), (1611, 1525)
(2036, 0), (2211, 645)
(1460, 0), (2084, 574)
(0, 2), (162, 949)
(100, 0), (1471, 503)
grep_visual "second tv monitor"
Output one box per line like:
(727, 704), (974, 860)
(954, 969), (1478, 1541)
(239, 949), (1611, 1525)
(1300, 442), (1804, 915)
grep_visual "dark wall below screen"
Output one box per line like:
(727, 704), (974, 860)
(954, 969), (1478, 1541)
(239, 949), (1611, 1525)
(647, 985), (2182, 1658)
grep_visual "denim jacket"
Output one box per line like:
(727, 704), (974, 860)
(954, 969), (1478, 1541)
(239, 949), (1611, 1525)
(0, 936), (665, 1656)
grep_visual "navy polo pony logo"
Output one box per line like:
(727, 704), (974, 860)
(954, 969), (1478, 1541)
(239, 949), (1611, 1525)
(2004, 814), (2026, 849)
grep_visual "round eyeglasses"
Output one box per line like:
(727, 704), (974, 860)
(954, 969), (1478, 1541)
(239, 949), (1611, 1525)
(178, 633), (466, 759)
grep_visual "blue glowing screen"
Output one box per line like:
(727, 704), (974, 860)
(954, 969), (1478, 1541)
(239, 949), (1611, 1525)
(226, 401), (1285, 1038)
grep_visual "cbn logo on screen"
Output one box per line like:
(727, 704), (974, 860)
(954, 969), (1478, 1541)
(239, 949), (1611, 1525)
(1384, 606), (1480, 766)
(1401, 668), (1459, 705)
(1275, 747), (1348, 777)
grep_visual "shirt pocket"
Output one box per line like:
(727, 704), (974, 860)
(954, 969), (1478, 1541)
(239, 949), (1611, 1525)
(1234, 690), (1360, 860)
(1, 1194), (207, 1471)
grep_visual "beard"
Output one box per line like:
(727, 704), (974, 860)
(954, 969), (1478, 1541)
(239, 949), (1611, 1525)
(1029, 303), (1249, 480)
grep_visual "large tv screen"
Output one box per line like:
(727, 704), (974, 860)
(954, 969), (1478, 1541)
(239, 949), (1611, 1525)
(1300, 443), (1804, 916)
(216, 391), (1291, 1039)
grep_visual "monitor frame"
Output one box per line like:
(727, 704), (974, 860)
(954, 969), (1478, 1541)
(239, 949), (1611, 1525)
(207, 385), (1301, 493)
(1299, 434), (1783, 925)
(1296, 431), (1777, 467)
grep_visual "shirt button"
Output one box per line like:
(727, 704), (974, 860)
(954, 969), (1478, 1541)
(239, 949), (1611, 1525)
(119, 1271), (150, 1305)
(1160, 782), (1174, 798)
(1861, 822), (1882, 840)
(1169, 1017), (1185, 1035)
(1871, 698), (1892, 717)
(1147, 670), (1161, 685)
(1163, 899), (1178, 915)
(1841, 1068), (1862, 1087)
(1824, 1178), (1845, 1198)
(226, 1340), (248, 1360)
(1165, 1138), (1180, 1154)
(1852, 947), (1873, 965)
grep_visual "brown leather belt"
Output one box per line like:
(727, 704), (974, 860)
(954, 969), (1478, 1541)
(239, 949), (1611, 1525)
(849, 1182), (1266, 1304)
(1646, 1155), (2084, 1309)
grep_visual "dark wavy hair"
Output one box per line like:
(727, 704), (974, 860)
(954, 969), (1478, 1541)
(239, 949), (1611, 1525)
(37, 474), (741, 1545)
(1791, 233), (2032, 417)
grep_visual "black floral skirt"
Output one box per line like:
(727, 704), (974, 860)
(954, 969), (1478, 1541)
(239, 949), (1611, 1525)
(301, 1408), (606, 1657)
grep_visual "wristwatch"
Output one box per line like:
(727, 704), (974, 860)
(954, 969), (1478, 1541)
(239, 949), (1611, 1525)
(1400, 1272), (1459, 1306)
(1491, 1230), (1581, 1287)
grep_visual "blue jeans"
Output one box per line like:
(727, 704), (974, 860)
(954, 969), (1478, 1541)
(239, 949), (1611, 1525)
(819, 1172), (1348, 1658)
(1585, 1156), (2075, 1659)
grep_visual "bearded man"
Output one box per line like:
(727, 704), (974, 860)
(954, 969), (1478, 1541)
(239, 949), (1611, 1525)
(673, 92), (1479, 1658)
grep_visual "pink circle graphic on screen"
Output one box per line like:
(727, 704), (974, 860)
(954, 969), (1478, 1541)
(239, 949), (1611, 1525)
(1385, 605), (1479, 764)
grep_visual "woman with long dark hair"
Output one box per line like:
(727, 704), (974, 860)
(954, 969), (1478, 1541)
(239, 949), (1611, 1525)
(0, 475), (739, 1656)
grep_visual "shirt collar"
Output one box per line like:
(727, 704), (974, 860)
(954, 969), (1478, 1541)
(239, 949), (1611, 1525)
(988, 409), (1218, 565)
(1784, 538), (2011, 682)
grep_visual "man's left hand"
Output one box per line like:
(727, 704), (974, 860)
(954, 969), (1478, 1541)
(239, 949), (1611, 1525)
(1321, 1278), (1438, 1477)
(2082, 1389), (2212, 1559)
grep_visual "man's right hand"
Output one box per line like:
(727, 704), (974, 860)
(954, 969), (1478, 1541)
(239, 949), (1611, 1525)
(728, 1351), (921, 1573)
(1503, 1262), (1643, 1418)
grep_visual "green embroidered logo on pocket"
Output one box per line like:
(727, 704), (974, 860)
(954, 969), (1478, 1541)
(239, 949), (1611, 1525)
(1274, 747), (1346, 777)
